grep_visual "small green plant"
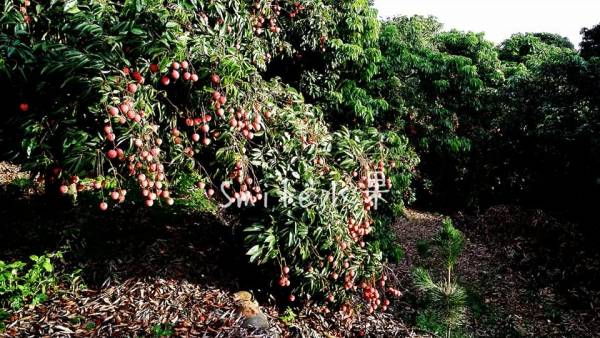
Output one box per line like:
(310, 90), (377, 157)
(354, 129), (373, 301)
(8, 177), (32, 190)
(0, 251), (70, 310)
(279, 307), (297, 325)
(2, 177), (34, 196)
(151, 323), (174, 337)
(0, 309), (9, 333)
(413, 218), (467, 338)
(416, 239), (431, 258)
(69, 315), (85, 325)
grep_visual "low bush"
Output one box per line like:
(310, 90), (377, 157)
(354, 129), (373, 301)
(0, 251), (77, 310)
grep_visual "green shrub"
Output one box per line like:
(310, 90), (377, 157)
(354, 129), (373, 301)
(0, 252), (68, 310)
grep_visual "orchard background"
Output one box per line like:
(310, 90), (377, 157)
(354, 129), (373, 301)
(0, 0), (599, 337)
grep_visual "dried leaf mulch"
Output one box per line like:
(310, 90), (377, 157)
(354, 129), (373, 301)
(4, 277), (283, 337)
(3, 276), (419, 337)
(0, 162), (27, 186)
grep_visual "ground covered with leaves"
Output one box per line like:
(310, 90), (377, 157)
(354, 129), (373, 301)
(394, 209), (600, 337)
(1, 162), (598, 337)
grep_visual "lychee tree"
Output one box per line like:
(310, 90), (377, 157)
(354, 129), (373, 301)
(266, 0), (387, 125)
(0, 0), (418, 311)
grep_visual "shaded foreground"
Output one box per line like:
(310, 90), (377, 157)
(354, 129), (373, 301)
(1, 163), (599, 337)
(0, 163), (416, 337)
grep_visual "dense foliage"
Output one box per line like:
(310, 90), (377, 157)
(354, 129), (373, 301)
(266, 0), (385, 125)
(374, 16), (503, 207)
(0, 0), (416, 311)
(580, 23), (600, 60)
(372, 16), (600, 216)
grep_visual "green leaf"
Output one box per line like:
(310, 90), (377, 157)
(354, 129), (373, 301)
(42, 259), (53, 273)
(64, 0), (80, 14)
(130, 28), (144, 36)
